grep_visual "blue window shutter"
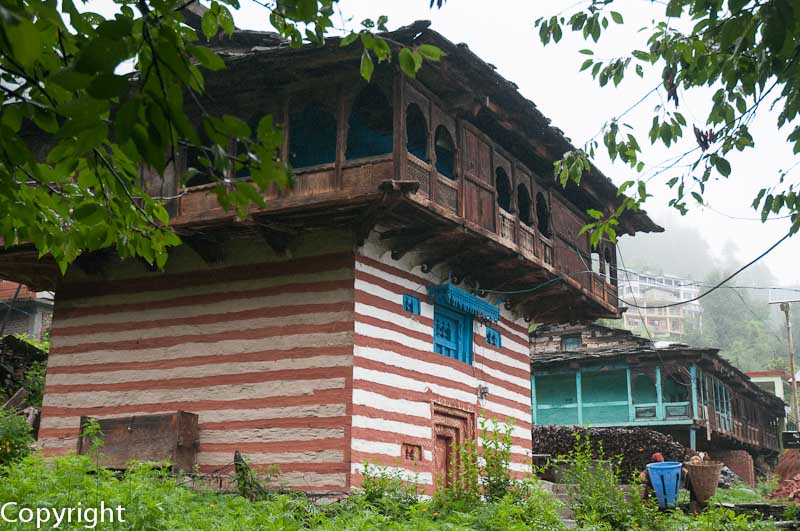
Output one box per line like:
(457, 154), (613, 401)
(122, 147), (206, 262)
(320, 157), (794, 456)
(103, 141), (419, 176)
(402, 294), (421, 314)
(433, 304), (473, 364)
(486, 326), (502, 348)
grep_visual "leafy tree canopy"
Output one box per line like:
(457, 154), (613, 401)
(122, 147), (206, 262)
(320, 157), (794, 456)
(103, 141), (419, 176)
(0, 0), (440, 272)
(536, 0), (800, 246)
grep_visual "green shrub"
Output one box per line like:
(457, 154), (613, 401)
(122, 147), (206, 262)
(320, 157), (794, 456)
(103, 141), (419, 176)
(357, 463), (419, 518)
(0, 407), (33, 466)
(559, 432), (668, 530)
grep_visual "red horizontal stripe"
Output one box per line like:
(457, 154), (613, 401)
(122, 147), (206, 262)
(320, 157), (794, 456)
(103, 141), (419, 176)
(51, 320), (353, 355)
(58, 252), (354, 301)
(354, 281), (530, 367)
(54, 301), (353, 337)
(40, 386), (348, 418)
(354, 334), (531, 399)
(195, 463), (349, 475)
(200, 416), (347, 431)
(356, 255), (428, 288)
(38, 428), (79, 439)
(356, 310), (530, 380)
(351, 426), (432, 450)
(56, 277), (353, 322)
(200, 438), (344, 453)
(45, 365), (350, 394)
(356, 254), (529, 337)
(351, 405), (430, 429)
(48, 346), (353, 375)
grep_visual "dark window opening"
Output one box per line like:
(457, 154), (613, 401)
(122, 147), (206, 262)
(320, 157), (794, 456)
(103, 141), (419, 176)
(405, 103), (428, 161)
(289, 101), (337, 168)
(517, 183), (532, 226)
(536, 192), (551, 238)
(495, 168), (512, 213)
(434, 125), (455, 179)
(346, 85), (393, 159)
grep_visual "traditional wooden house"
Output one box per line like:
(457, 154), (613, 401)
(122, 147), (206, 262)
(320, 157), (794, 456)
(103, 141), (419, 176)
(0, 20), (660, 493)
(531, 324), (786, 457)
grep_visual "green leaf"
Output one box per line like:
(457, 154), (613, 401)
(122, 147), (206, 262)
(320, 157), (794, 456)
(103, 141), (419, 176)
(610, 11), (623, 24)
(418, 44), (445, 61)
(87, 74), (129, 99)
(398, 48), (416, 77)
(73, 204), (105, 225)
(579, 49), (594, 55)
(587, 209), (604, 219)
(715, 157), (731, 177)
(340, 32), (359, 47)
(360, 49), (374, 81)
(201, 11), (218, 39)
(1, 104), (25, 133)
(8, 19), (41, 67)
(187, 45), (226, 71)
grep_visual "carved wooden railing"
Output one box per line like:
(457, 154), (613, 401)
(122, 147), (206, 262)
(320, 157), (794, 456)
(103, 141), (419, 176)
(498, 209), (515, 242)
(518, 223), (536, 259)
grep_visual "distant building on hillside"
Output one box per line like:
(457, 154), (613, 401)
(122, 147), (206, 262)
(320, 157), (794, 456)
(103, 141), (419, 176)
(0, 280), (53, 341)
(747, 370), (796, 430)
(616, 269), (702, 338)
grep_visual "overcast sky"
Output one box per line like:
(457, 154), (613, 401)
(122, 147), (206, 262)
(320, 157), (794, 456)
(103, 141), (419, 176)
(95, 0), (800, 284)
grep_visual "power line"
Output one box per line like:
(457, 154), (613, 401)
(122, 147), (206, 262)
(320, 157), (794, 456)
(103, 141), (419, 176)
(617, 246), (653, 340)
(619, 231), (793, 309)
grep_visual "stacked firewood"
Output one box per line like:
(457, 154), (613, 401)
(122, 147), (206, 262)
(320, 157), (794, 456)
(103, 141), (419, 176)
(532, 425), (689, 482)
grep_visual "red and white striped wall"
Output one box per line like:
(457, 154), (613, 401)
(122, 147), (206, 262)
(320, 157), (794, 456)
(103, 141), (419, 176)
(350, 234), (533, 493)
(39, 239), (356, 492)
(38, 229), (533, 493)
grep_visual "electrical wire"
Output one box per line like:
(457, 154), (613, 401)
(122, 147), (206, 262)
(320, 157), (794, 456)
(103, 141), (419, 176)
(617, 246), (653, 340)
(618, 230), (794, 309)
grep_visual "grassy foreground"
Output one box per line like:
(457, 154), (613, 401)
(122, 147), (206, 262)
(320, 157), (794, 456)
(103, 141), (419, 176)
(0, 453), (782, 531)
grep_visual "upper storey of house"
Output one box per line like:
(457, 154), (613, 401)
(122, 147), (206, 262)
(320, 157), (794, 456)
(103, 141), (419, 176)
(0, 20), (662, 323)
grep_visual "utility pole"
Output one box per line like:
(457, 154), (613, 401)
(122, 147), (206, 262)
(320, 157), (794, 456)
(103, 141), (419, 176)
(783, 302), (800, 428)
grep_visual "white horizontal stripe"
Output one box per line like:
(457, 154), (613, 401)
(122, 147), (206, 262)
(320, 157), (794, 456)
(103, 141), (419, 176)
(47, 355), (352, 386)
(356, 301), (529, 373)
(355, 260), (425, 295)
(201, 428), (344, 444)
(48, 331), (352, 368)
(55, 311), (352, 348)
(353, 366), (477, 405)
(352, 415), (432, 439)
(59, 267), (353, 310)
(480, 399), (531, 424)
(352, 389), (431, 419)
(199, 451), (344, 466)
(351, 462), (433, 485)
(42, 378), (346, 409)
(54, 288), (353, 330)
(354, 344), (529, 407)
(351, 439), (402, 457)
(40, 404), (348, 430)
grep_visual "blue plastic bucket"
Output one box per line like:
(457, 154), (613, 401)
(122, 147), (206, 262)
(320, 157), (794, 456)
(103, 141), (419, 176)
(646, 462), (682, 508)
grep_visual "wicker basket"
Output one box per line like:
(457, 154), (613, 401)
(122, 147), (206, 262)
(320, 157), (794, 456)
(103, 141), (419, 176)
(686, 461), (724, 503)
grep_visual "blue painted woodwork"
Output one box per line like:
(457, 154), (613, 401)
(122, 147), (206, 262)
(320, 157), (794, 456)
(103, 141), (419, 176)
(427, 283), (500, 322)
(402, 294), (421, 315)
(433, 304), (473, 364)
(532, 362), (700, 428)
(486, 326), (502, 348)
